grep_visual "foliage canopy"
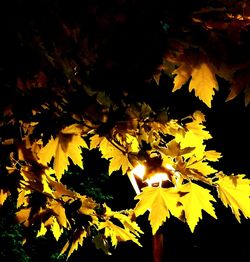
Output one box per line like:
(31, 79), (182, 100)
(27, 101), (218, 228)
(1, 0), (250, 259)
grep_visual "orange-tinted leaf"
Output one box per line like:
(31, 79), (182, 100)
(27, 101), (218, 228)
(16, 208), (31, 226)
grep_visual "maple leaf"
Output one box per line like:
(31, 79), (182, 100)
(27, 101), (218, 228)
(179, 182), (217, 232)
(172, 54), (218, 107)
(175, 111), (212, 160)
(60, 228), (87, 259)
(216, 174), (250, 222)
(204, 150), (222, 161)
(186, 160), (217, 176)
(17, 188), (30, 208)
(126, 134), (140, 153)
(50, 216), (63, 241)
(16, 208), (31, 227)
(49, 201), (68, 228)
(0, 189), (9, 206)
(103, 204), (143, 238)
(37, 124), (88, 180)
(37, 222), (47, 237)
(91, 135), (131, 175)
(98, 220), (142, 247)
(134, 187), (182, 234)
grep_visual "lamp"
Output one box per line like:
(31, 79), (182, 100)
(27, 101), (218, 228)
(128, 161), (179, 194)
(127, 160), (180, 262)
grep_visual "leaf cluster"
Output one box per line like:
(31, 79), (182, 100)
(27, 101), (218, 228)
(1, 0), (250, 259)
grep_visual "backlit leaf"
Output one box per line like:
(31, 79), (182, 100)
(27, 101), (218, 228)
(172, 55), (218, 107)
(99, 137), (131, 175)
(204, 150), (222, 161)
(0, 189), (9, 206)
(38, 124), (87, 180)
(37, 222), (47, 237)
(216, 173), (250, 222)
(189, 62), (218, 107)
(134, 187), (182, 234)
(51, 216), (63, 241)
(16, 208), (31, 227)
(187, 161), (217, 176)
(61, 229), (87, 259)
(98, 221), (141, 247)
(179, 182), (217, 232)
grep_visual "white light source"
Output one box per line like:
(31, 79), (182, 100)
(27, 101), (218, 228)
(128, 163), (173, 194)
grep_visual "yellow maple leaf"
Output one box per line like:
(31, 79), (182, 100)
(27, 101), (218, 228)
(103, 204), (143, 238)
(179, 182), (217, 232)
(37, 222), (47, 237)
(204, 150), (222, 161)
(189, 62), (218, 107)
(50, 216), (63, 241)
(78, 195), (97, 216)
(99, 137), (131, 175)
(173, 62), (191, 92)
(0, 189), (9, 206)
(216, 174), (250, 222)
(126, 134), (140, 153)
(61, 228), (87, 259)
(37, 124), (87, 181)
(89, 134), (103, 149)
(49, 201), (68, 228)
(175, 113), (212, 160)
(134, 187), (182, 235)
(98, 220), (142, 247)
(187, 160), (217, 176)
(172, 55), (218, 107)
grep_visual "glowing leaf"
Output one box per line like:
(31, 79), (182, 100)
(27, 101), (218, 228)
(61, 229), (87, 259)
(126, 134), (140, 153)
(134, 187), (182, 234)
(51, 216), (62, 241)
(172, 56), (218, 107)
(99, 137), (130, 175)
(189, 62), (218, 107)
(172, 63), (191, 92)
(89, 134), (103, 149)
(49, 202), (68, 228)
(103, 204), (143, 238)
(38, 124), (87, 180)
(187, 161), (217, 176)
(216, 174), (250, 222)
(180, 182), (217, 232)
(78, 195), (98, 216)
(204, 150), (222, 161)
(0, 189), (9, 206)
(176, 113), (212, 159)
(98, 221), (141, 247)
(37, 222), (47, 237)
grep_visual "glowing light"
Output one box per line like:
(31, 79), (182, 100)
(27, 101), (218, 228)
(132, 164), (146, 180)
(146, 172), (169, 187)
